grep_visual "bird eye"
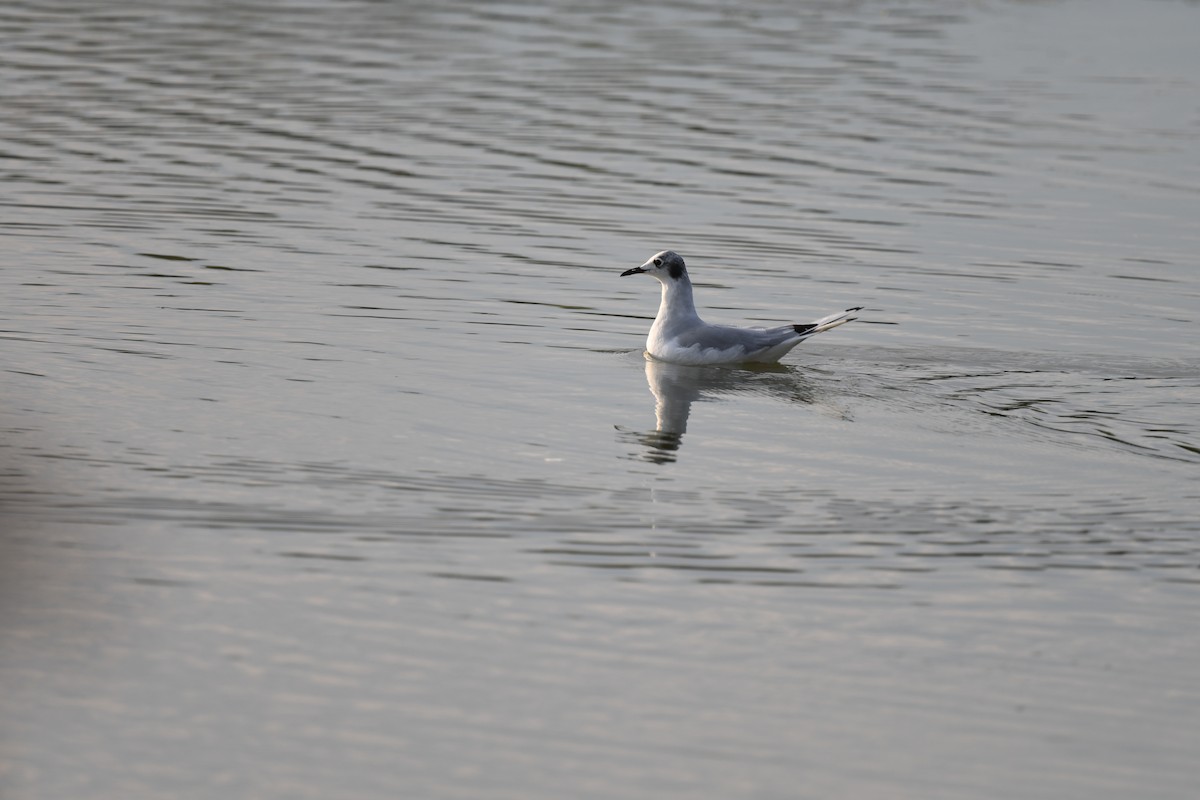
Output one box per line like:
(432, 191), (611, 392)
(653, 258), (663, 267)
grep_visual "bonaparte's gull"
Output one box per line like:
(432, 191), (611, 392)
(621, 250), (862, 366)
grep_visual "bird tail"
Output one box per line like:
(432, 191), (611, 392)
(793, 306), (863, 336)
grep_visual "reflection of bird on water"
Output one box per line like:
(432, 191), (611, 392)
(619, 357), (834, 464)
(620, 250), (861, 366)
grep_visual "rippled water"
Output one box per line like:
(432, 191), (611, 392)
(3, 1), (1199, 798)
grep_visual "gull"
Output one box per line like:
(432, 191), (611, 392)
(620, 250), (862, 366)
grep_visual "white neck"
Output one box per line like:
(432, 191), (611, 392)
(652, 274), (700, 334)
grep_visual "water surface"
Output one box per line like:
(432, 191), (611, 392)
(2, 1), (1199, 798)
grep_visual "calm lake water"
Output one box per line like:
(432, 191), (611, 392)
(2, 0), (1198, 798)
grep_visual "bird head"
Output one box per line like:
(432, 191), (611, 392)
(621, 250), (687, 282)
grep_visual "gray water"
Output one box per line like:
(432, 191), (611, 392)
(2, 1), (1199, 798)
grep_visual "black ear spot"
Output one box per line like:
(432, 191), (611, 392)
(668, 260), (684, 280)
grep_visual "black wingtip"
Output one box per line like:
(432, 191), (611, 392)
(793, 323), (818, 334)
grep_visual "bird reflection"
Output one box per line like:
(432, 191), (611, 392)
(619, 356), (826, 464)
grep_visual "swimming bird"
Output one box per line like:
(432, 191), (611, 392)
(621, 250), (861, 366)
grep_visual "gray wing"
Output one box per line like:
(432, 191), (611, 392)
(674, 307), (862, 354)
(673, 323), (799, 352)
